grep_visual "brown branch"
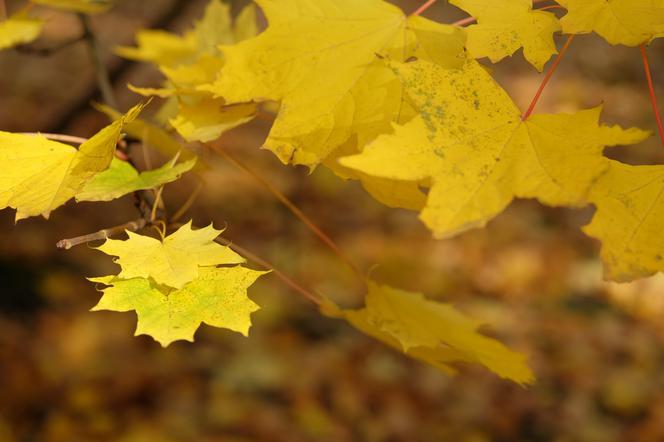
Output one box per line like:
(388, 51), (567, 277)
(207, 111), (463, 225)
(214, 236), (322, 306)
(640, 45), (664, 148)
(15, 35), (84, 56)
(207, 143), (367, 285)
(56, 219), (147, 250)
(79, 14), (117, 108)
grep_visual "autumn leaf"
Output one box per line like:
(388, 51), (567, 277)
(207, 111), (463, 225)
(0, 104), (143, 221)
(77, 156), (196, 202)
(557, 0), (664, 46)
(450, 0), (561, 71)
(32, 0), (112, 14)
(90, 266), (266, 347)
(201, 0), (466, 168)
(120, 1), (258, 143)
(96, 222), (244, 289)
(322, 281), (534, 384)
(340, 59), (649, 238)
(584, 161), (664, 282)
(0, 14), (43, 50)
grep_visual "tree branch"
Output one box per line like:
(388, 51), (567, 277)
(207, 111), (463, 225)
(56, 219), (147, 249)
(79, 14), (117, 108)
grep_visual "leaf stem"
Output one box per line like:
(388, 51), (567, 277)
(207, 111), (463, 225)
(640, 45), (664, 148)
(214, 236), (322, 306)
(79, 14), (117, 108)
(522, 34), (575, 121)
(56, 219), (147, 249)
(411, 0), (437, 17)
(207, 143), (366, 285)
(19, 132), (88, 144)
(451, 0), (557, 27)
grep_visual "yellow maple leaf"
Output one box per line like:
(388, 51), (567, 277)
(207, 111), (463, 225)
(340, 59), (649, 238)
(450, 0), (561, 71)
(557, 0), (664, 46)
(0, 104), (142, 220)
(96, 222), (244, 289)
(0, 14), (43, 51)
(90, 266), (266, 347)
(32, 0), (112, 14)
(171, 99), (256, 142)
(322, 281), (534, 384)
(201, 0), (466, 168)
(584, 161), (664, 282)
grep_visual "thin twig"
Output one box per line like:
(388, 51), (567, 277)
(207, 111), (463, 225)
(640, 45), (664, 148)
(214, 236), (322, 306)
(411, 0), (437, 16)
(19, 132), (88, 145)
(522, 34), (575, 121)
(207, 143), (367, 284)
(56, 219), (147, 249)
(171, 180), (204, 223)
(79, 14), (117, 108)
(16, 35), (84, 56)
(451, 0), (558, 26)
(150, 185), (166, 222)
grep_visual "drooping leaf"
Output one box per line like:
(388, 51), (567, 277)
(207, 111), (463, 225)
(96, 222), (244, 289)
(94, 103), (198, 162)
(77, 156), (196, 202)
(340, 59), (649, 238)
(0, 104), (143, 220)
(0, 14), (43, 50)
(90, 266), (266, 347)
(557, 0), (664, 46)
(32, 0), (112, 14)
(322, 281), (534, 384)
(584, 161), (664, 282)
(450, 0), (561, 71)
(171, 99), (256, 142)
(201, 0), (466, 168)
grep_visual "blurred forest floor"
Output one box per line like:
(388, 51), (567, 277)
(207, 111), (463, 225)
(1, 1), (664, 441)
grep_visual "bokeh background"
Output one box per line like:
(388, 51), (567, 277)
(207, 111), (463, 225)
(2, 1), (664, 441)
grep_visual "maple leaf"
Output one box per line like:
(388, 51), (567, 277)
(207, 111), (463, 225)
(90, 266), (266, 347)
(322, 281), (534, 384)
(0, 14), (43, 51)
(557, 0), (664, 46)
(0, 104), (143, 221)
(120, 1), (258, 143)
(96, 222), (244, 289)
(201, 0), (466, 168)
(32, 0), (112, 14)
(584, 161), (664, 282)
(340, 59), (649, 238)
(76, 156), (196, 202)
(450, 0), (561, 71)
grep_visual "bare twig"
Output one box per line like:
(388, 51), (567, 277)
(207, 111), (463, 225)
(16, 35), (84, 56)
(171, 180), (204, 223)
(19, 132), (88, 145)
(56, 219), (147, 249)
(207, 143), (367, 285)
(79, 14), (117, 108)
(214, 236), (322, 306)
(640, 45), (664, 148)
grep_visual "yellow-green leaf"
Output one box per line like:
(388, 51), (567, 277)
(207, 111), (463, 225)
(77, 156), (196, 202)
(451, 0), (561, 71)
(201, 0), (466, 168)
(557, 0), (664, 46)
(96, 222), (244, 289)
(340, 59), (649, 238)
(0, 104), (143, 220)
(322, 281), (534, 384)
(584, 161), (664, 281)
(0, 14), (43, 50)
(32, 0), (112, 14)
(91, 266), (266, 347)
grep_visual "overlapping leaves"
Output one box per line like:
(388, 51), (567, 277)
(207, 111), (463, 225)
(92, 222), (266, 346)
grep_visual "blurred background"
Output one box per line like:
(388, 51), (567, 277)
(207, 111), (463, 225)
(2, 1), (664, 441)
